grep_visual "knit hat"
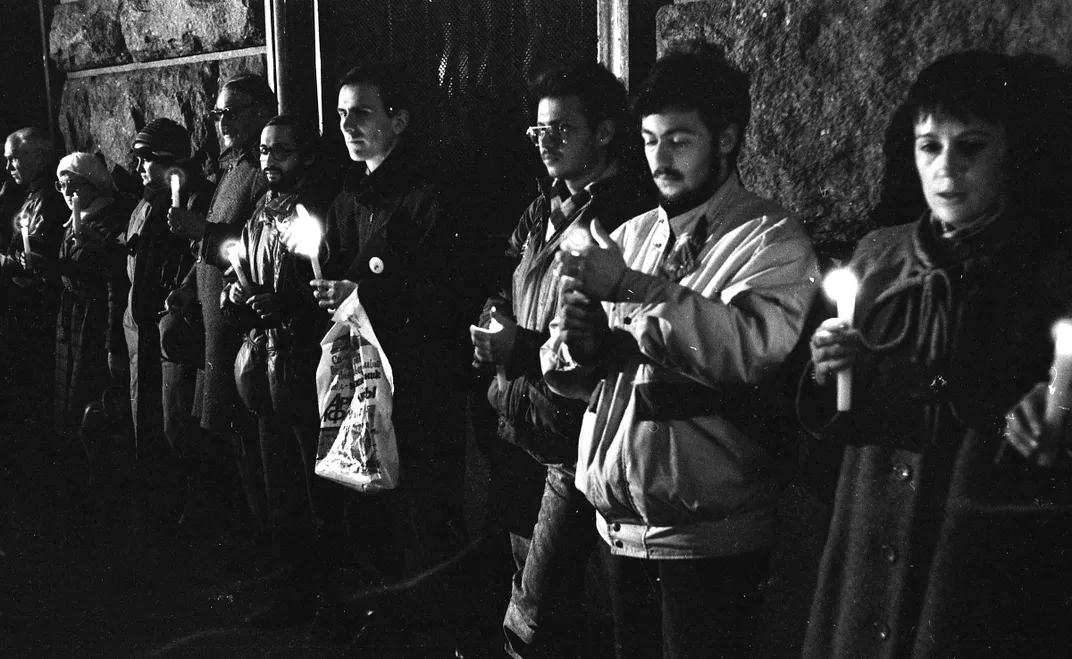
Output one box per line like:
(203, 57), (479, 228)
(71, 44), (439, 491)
(131, 118), (190, 163)
(56, 152), (115, 194)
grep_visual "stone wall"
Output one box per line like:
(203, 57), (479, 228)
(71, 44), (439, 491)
(49, 0), (265, 179)
(659, 0), (1072, 253)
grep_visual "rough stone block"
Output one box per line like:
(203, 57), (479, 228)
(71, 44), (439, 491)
(50, 0), (131, 72)
(58, 55), (267, 181)
(657, 0), (1072, 251)
(120, 0), (264, 62)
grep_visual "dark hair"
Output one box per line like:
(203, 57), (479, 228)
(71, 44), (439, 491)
(528, 61), (632, 159)
(336, 61), (412, 117)
(263, 114), (319, 159)
(221, 73), (276, 108)
(872, 51), (1072, 227)
(633, 42), (751, 166)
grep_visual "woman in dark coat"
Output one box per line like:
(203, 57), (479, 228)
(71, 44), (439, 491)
(52, 153), (131, 441)
(801, 51), (1072, 659)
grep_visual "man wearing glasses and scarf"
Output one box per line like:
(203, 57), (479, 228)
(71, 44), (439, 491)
(164, 74), (273, 532)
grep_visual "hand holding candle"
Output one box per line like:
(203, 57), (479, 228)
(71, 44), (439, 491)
(223, 241), (254, 292)
(19, 215), (31, 254)
(822, 269), (859, 411)
(290, 204), (324, 280)
(71, 194), (82, 235)
(1039, 319), (1072, 466)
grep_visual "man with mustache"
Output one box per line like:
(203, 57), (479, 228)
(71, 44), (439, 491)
(545, 44), (818, 658)
(313, 62), (470, 635)
(164, 74), (273, 531)
(220, 114), (331, 628)
(471, 61), (653, 659)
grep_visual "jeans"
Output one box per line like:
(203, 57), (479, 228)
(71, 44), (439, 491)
(602, 545), (770, 659)
(504, 464), (599, 659)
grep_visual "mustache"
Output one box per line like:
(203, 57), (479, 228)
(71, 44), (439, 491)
(653, 168), (684, 181)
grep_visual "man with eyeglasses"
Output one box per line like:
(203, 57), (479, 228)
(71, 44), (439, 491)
(469, 61), (653, 659)
(217, 114), (332, 628)
(118, 117), (215, 524)
(164, 73), (273, 531)
(544, 44), (818, 658)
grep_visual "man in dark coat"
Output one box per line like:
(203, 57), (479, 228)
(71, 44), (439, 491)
(316, 62), (470, 597)
(164, 74), (273, 528)
(471, 61), (654, 659)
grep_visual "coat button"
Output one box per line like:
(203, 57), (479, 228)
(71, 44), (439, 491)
(874, 622), (890, 641)
(614, 540), (623, 548)
(613, 523), (621, 532)
(881, 545), (899, 563)
(892, 463), (913, 481)
(369, 256), (384, 274)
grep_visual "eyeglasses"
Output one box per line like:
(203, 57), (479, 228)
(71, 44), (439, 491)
(526, 123), (576, 146)
(258, 144), (300, 159)
(209, 104), (258, 122)
(55, 180), (91, 194)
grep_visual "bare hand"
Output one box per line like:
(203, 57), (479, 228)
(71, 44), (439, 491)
(556, 219), (627, 301)
(312, 278), (358, 311)
(23, 251), (45, 273)
(811, 318), (864, 385)
(247, 292), (281, 322)
(226, 281), (251, 305)
(164, 287), (197, 313)
(470, 306), (518, 365)
(1004, 382), (1051, 464)
(167, 208), (207, 240)
(557, 278), (609, 363)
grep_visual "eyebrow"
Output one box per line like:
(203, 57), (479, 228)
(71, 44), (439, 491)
(914, 128), (995, 139)
(641, 127), (696, 137)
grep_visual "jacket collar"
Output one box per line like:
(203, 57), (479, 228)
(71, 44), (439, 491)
(342, 140), (417, 202)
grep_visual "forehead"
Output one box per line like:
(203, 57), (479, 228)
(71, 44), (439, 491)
(4, 139), (21, 156)
(913, 111), (1004, 137)
(216, 87), (255, 108)
(261, 124), (297, 144)
(536, 96), (587, 124)
(338, 83), (386, 111)
(641, 109), (710, 137)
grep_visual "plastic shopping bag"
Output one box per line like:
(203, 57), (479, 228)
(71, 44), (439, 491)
(314, 289), (399, 492)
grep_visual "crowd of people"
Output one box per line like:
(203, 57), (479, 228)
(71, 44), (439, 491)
(2, 41), (1072, 658)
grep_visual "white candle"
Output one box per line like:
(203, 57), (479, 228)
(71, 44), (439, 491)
(170, 173), (181, 208)
(823, 269), (859, 411)
(1041, 319), (1072, 466)
(489, 316), (507, 390)
(71, 194), (81, 234)
(19, 215), (30, 254)
(223, 241), (254, 291)
(292, 204), (324, 280)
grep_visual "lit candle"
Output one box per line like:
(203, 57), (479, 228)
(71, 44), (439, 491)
(822, 268), (859, 411)
(488, 315), (507, 390)
(71, 194), (81, 234)
(291, 203), (324, 280)
(170, 173), (181, 208)
(19, 215), (30, 254)
(1040, 319), (1072, 466)
(223, 241), (254, 291)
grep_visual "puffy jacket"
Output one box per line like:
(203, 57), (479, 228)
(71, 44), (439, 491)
(544, 175), (819, 558)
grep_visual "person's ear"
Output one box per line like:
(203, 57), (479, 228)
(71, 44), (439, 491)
(390, 109), (410, 136)
(594, 119), (615, 149)
(716, 123), (741, 156)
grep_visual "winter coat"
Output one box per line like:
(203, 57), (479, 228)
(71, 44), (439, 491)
(481, 166), (654, 464)
(800, 212), (1072, 659)
(543, 175), (819, 558)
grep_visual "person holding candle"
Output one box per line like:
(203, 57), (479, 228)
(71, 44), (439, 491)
(51, 153), (132, 449)
(469, 61), (655, 659)
(120, 118), (215, 471)
(800, 51), (1072, 658)
(542, 44), (819, 659)
(218, 114), (332, 628)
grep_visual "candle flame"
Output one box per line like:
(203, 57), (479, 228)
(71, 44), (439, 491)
(823, 268), (858, 301)
(290, 204), (323, 258)
(18, 215), (29, 229)
(488, 317), (504, 332)
(562, 227), (593, 253)
(223, 240), (245, 261)
(166, 168), (186, 189)
(1053, 319), (1072, 356)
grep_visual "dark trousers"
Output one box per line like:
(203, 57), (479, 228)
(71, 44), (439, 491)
(603, 546), (770, 659)
(504, 464), (599, 659)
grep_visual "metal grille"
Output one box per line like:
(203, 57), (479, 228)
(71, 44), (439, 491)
(319, 0), (598, 232)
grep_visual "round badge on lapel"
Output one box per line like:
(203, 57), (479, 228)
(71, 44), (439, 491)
(369, 256), (385, 274)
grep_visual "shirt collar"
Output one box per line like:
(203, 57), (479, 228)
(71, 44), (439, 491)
(660, 171), (743, 240)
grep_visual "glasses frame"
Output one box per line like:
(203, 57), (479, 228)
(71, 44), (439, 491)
(209, 103), (258, 122)
(525, 123), (577, 147)
(55, 179), (92, 194)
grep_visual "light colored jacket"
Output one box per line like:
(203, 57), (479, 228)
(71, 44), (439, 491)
(543, 174), (818, 558)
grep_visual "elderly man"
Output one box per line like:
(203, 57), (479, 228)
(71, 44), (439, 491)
(164, 74), (274, 530)
(544, 45), (818, 659)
